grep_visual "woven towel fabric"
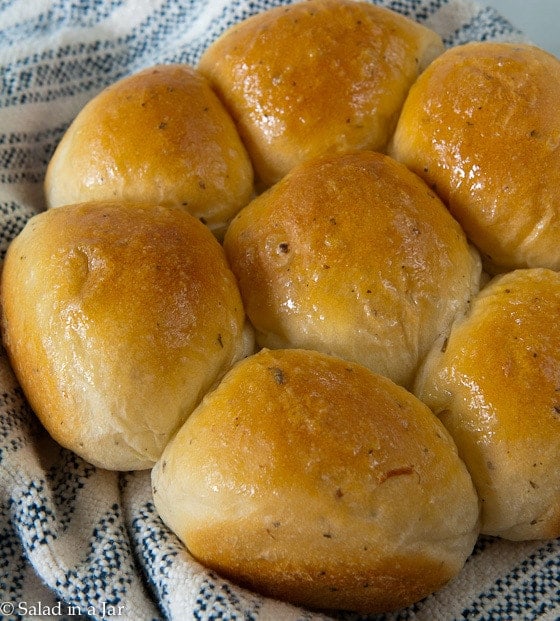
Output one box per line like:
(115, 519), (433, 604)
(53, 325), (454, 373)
(1, 1), (558, 620)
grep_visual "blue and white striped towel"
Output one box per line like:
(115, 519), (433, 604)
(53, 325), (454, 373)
(1, 1), (558, 619)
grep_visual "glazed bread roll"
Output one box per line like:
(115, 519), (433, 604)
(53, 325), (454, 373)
(152, 348), (479, 614)
(198, 0), (444, 187)
(224, 151), (481, 388)
(389, 42), (560, 273)
(0, 201), (254, 470)
(414, 269), (560, 541)
(44, 64), (254, 238)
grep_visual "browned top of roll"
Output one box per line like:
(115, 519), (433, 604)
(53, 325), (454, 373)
(199, 0), (443, 187)
(389, 42), (560, 273)
(224, 150), (481, 388)
(414, 268), (560, 540)
(1, 201), (253, 470)
(44, 64), (254, 237)
(153, 348), (479, 613)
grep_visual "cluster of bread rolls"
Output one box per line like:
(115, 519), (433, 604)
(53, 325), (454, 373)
(2, 0), (560, 615)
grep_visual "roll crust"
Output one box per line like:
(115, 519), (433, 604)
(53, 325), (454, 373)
(414, 268), (560, 540)
(224, 151), (481, 388)
(152, 348), (479, 613)
(389, 42), (560, 273)
(199, 0), (443, 187)
(44, 64), (254, 237)
(0, 201), (253, 470)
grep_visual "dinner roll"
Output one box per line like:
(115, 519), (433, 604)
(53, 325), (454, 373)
(152, 348), (479, 614)
(414, 269), (560, 541)
(44, 64), (254, 238)
(224, 151), (481, 388)
(0, 201), (254, 471)
(198, 0), (444, 187)
(389, 42), (560, 274)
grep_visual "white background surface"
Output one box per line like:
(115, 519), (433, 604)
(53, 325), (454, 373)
(482, 0), (560, 58)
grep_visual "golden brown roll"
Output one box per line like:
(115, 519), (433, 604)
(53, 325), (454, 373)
(389, 42), (560, 274)
(223, 150), (481, 388)
(198, 0), (444, 187)
(152, 348), (479, 614)
(414, 268), (560, 541)
(0, 201), (254, 471)
(44, 64), (254, 238)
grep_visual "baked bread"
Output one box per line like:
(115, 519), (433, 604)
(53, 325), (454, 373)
(0, 201), (254, 470)
(44, 64), (254, 238)
(223, 150), (481, 388)
(389, 42), (560, 274)
(414, 268), (560, 540)
(152, 348), (479, 614)
(198, 0), (444, 187)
